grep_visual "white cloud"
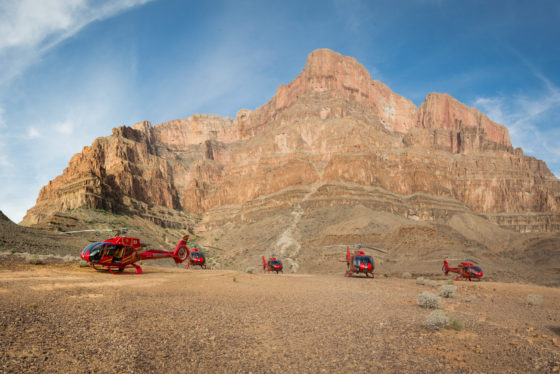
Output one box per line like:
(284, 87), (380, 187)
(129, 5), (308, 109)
(55, 121), (74, 135)
(472, 76), (560, 173)
(26, 126), (41, 139)
(0, 107), (5, 128)
(0, 0), (154, 85)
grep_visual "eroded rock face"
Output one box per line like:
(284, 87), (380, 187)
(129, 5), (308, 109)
(22, 49), (560, 233)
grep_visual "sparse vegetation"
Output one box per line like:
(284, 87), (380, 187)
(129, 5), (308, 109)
(416, 276), (425, 285)
(422, 310), (449, 330)
(233, 276), (237, 282)
(448, 316), (464, 331)
(422, 310), (463, 331)
(418, 291), (442, 309)
(402, 272), (412, 279)
(425, 279), (437, 287)
(245, 267), (255, 274)
(27, 255), (44, 265)
(440, 284), (457, 298)
(525, 294), (543, 306)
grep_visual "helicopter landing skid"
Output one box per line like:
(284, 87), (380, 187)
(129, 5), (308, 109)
(103, 264), (143, 275)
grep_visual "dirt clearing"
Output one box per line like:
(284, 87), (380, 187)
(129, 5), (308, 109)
(1, 263), (559, 373)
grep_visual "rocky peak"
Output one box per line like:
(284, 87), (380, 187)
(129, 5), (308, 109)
(21, 49), (559, 234)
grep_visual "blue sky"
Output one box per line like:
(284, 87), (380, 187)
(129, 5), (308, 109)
(1, 0), (559, 223)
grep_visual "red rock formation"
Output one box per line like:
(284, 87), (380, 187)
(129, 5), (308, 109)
(22, 49), (560, 233)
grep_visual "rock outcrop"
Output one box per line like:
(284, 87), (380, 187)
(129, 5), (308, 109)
(22, 49), (560, 236)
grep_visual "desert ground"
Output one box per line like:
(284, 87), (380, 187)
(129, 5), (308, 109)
(1, 258), (559, 373)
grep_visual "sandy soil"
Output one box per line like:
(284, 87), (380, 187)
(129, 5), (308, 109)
(1, 261), (559, 373)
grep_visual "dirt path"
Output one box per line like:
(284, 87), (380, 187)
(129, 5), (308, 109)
(1, 263), (559, 373)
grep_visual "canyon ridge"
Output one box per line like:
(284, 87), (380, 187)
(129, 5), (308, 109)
(17, 49), (560, 284)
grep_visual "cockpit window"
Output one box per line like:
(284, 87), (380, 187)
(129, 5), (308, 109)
(353, 255), (373, 269)
(268, 260), (282, 267)
(82, 242), (105, 263)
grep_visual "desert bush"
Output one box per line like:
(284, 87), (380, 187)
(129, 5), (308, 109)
(402, 272), (412, 279)
(383, 273), (390, 278)
(447, 279), (455, 285)
(464, 296), (476, 303)
(422, 310), (449, 330)
(27, 255), (45, 265)
(416, 277), (425, 285)
(448, 316), (464, 331)
(425, 279), (437, 287)
(418, 291), (442, 309)
(525, 294), (543, 306)
(245, 267), (255, 274)
(439, 285), (457, 298)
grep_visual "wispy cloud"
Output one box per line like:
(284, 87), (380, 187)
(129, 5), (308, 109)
(26, 127), (41, 139)
(473, 69), (560, 177)
(0, 0), (154, 86)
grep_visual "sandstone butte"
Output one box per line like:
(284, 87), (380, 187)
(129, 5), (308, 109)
(21, 49), (560, 244)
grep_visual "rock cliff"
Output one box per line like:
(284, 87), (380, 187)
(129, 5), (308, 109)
(22, 49), (560, 240)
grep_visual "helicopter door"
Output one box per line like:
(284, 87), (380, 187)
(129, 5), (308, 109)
(103, 245), (124, 263)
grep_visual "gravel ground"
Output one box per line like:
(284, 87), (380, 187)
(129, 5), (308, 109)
(1, 260), (559, 373)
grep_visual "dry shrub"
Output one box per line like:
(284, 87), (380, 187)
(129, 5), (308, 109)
(245, 267), (255, 274)
(425, 279), (437, 287)
(402, 272), (412, 279)
(416, 277), (425, 285)
(418, 292), (442, 309)
(525, 294), (543, 306)
(27, 255), (45, 265)
(422, 310), (449, 330)
(439, 285), (457, 298)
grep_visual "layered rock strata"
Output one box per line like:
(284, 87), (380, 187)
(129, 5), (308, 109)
(22, 49), (560, 234)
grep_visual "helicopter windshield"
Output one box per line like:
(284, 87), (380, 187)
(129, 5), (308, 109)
(353, 255), (374, 270)
(268, 260), (282, 268)
(81, 242), (105, 263)
(190, 252), (205, 260)
(466, 266), (483, 275)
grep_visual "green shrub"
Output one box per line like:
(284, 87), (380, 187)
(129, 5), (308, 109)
(402, 272), (412, 279)
(448, 316), (464, 331)
(418, 292), (442, 309)
(416, 277), (425, 285)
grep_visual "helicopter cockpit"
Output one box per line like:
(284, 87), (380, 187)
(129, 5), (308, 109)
(353, 255), (374, 271)
(464, 265), (483, 277)
(189, 251), (205, 262)
(81, 242), (105, 263)
(81, 243), (127, 263)
(268, 259), (283, 270)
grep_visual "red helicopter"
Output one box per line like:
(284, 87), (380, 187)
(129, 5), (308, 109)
(262, 255), (283, 274)
(67, 228), (191, 274)
(340, 244), (387, 278)
(442, 259), (483, 281)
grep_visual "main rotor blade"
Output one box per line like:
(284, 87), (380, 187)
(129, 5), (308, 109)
(60, 229), (116, 234)
(359, 245), (388, 254)
(197, 243), (226, 251)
